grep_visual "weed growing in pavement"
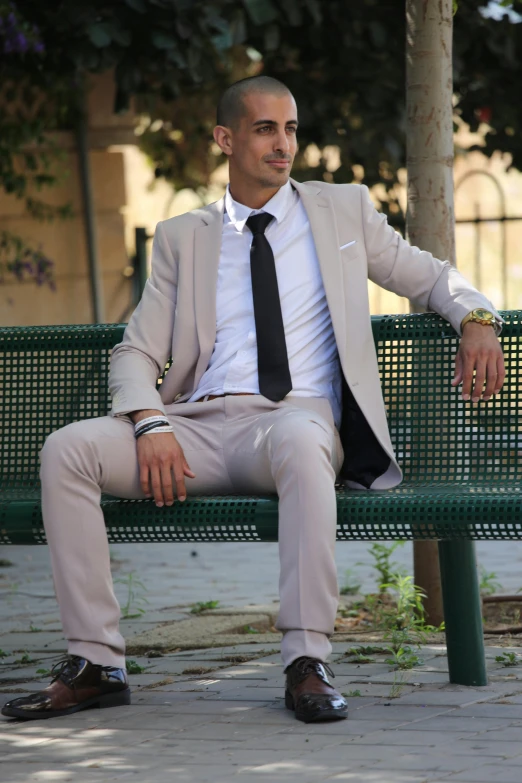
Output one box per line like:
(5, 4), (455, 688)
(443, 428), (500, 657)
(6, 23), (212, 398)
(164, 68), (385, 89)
(29, 623), (42, 632)
(36, 668), (51, 677)
(360, 541), (406, 593)
(190, 600), (220, 614)
(340, 568), (362, 596)
(115, 571), (149, 619)
(0, 649), (7, 658)
(126, 660), (147, 674)
(0, 559), (13, 567)
(374, 573), (444, 671)
(495, 652), (522, 667)
(342, 689), (362, 697)
(388, 672), (408, 699)
(13, 653), (35, 665)
(479, 566), (502, 596)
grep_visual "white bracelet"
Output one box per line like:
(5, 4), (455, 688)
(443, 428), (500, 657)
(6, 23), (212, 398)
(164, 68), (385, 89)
(141, 426), (174, 434)
(134, 415), (169, 433)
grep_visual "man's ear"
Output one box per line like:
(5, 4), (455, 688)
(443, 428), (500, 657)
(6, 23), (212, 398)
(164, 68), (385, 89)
(213, 125), (232, 157)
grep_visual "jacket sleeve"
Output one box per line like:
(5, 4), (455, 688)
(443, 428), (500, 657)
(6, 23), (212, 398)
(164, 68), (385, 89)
(109, 221), (178, 416)
(360, 185), (503, 335)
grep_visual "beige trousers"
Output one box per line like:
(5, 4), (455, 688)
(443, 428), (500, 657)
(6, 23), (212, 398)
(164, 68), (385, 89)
(40, 395), (343, 671)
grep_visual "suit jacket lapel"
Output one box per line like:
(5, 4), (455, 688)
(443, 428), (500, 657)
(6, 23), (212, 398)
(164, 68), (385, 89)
(193, 198), (224, 382)
(291, 179), (347, 362)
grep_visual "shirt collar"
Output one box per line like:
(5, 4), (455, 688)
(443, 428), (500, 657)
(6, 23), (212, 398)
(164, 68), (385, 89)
(224, 181), (294, 232)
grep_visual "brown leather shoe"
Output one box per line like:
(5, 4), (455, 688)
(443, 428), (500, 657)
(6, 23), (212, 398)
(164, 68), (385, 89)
(1, 655), (130, 721)
(285, 656), (348, 723)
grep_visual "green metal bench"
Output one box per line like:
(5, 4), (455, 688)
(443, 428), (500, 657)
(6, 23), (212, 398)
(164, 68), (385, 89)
(2, 312), (521, 688)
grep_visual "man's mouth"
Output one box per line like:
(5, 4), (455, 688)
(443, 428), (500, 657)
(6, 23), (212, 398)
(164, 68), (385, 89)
(266, 160), (290, 169)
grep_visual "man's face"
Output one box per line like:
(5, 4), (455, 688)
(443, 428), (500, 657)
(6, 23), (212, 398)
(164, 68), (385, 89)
(225, 92), (298, 188)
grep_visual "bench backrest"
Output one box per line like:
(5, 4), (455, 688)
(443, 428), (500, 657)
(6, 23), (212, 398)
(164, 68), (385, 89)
(0, 312), (519, 488)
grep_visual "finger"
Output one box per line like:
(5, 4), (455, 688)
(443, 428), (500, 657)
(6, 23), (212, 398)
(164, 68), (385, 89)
(483, 356), (498, 401)
(150, 463), (164, 507)
(495, 353), (506, 394)
(183, 459), (196, 479)
(452, 352), (463, 386)
(140, 462), (152, 498)
(461, 355), (475, 401)
(173, 462), (187, 502)
(471, 357), (487, 402)
(160, 459), (175, 506)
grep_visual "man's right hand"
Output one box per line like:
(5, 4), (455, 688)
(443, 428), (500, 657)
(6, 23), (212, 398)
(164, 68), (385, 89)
(130, 409), (195, 506)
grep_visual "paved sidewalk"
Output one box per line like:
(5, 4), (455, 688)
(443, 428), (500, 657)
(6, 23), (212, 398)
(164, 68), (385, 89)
(3, 641), (522, 782)
(2, 541), (522, 781)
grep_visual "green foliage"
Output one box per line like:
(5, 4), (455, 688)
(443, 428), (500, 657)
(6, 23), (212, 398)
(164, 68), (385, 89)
(0, 649), (7, 657)
(190, 600), (220, 614)
(115, 570), (149, 619)
(343, 689), (362, 697)
(243, 624), (260, 634)
(126, 659), (147, 674)
(364, 541), (406, 593)
(339, 567), (362, 596)
(13, 652), (35, 665)
(495, 652), (522, 667)
(479, 566), (502, 596)
(0, 230), (55, 288)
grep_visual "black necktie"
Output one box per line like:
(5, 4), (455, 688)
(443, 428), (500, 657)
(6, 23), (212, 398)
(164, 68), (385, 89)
(246, 213), (292, 402)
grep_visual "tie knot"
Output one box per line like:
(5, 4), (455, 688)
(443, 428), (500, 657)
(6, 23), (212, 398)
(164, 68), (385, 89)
(246, 212), (274, 236)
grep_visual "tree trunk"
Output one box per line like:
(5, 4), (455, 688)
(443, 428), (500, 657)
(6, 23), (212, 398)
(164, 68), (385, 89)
(406, 0), (454, 627)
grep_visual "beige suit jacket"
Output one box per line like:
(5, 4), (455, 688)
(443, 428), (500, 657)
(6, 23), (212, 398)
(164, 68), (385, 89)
(109, 178), (501, 490)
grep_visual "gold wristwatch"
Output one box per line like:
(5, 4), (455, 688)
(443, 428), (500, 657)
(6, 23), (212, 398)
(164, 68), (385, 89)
(461, 308), (496, 331)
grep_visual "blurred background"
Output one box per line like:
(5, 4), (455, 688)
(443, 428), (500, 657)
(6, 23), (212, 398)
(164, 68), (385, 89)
(1, 0), (522, 327)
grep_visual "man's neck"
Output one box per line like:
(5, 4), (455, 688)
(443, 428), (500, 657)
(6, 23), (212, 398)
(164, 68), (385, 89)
(228, 181), (283, 210)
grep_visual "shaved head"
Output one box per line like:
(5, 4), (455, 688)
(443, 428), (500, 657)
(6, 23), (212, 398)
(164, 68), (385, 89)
(217, 76), (293, 129)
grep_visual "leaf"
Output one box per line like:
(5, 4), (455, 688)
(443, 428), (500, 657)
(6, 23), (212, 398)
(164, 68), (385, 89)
(87, 23), (113, 48)
(242, 0), (279, 26)
(151, 31), (177, 50)
(125, 0), (147, 12)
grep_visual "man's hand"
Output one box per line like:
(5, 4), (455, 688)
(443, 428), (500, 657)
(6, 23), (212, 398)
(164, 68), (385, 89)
(130, 409), (195, 506)
(452, 322), (505, 402)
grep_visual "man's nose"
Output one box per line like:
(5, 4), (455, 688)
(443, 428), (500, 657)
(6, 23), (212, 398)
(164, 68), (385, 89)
(273, 132), (290, 154)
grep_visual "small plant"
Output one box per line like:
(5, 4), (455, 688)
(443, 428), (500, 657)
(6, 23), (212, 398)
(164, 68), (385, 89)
(126, 660), (147, 674)
(495, 652), (522, 667)
(14, 653), (35, 665)
(115, 571), (149, 619)
(342, 689), (362, 697)
(385, 643), (422, 670)
(388, 672), (407, 699)
(0, 649), (7, 657)
(364, 541), (406, 593)
(243, 625), (260, 634)
(36, 668), (51, 677)
(29, 624), (42, 632)
(344, 647), (376, 664)
(479, 566), (502, 596)
(0, 559), (13, 567)
(190, 600), (220, 614)
(340, 568), (362, 596)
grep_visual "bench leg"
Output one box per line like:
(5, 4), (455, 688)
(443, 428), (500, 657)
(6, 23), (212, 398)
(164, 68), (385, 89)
(438, 540), (487, 686)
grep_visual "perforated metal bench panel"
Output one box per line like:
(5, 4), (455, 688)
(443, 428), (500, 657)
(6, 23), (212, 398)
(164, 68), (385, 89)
(1, 313), (521, 545)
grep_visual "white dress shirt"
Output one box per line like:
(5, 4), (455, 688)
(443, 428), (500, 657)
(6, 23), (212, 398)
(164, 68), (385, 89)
(189, 181), (342, 428)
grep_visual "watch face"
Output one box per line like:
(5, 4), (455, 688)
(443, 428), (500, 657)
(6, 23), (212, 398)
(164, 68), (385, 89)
(474, 308), (494, 321)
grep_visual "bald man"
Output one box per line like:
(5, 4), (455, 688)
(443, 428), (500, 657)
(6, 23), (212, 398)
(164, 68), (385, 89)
(2, 76), (504, 724)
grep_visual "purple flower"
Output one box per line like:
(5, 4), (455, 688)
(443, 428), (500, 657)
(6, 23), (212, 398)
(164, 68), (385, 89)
(33, 41), (44, 54)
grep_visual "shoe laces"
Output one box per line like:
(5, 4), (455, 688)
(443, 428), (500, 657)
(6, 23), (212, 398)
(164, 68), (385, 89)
(292, 656), (335, 682)
(49, 655), (83, 686)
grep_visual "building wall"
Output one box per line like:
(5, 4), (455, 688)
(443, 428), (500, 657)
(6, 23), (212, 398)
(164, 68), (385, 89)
(0, 72), (136, 327)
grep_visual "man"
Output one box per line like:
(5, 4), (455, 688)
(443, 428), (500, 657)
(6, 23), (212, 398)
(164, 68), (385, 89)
(2, 76), (504, 724)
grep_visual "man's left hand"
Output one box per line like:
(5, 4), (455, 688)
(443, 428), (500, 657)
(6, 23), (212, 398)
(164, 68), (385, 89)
(452, 322), (505, 402)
